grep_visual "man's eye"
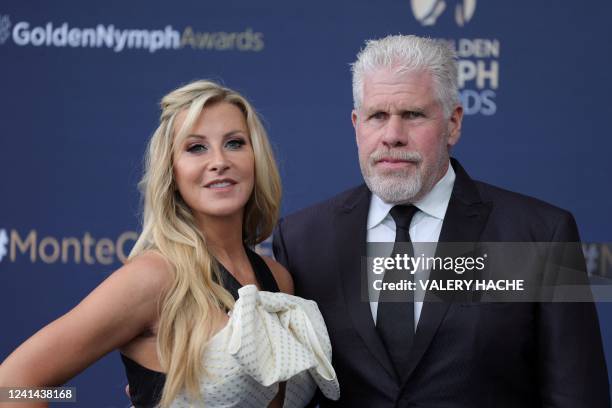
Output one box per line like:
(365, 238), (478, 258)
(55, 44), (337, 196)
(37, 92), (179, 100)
(369, 112), (387, 120)
(404, 111), (424, 119)
(187, 143), (207, 153)
(226, 139), (246, 150)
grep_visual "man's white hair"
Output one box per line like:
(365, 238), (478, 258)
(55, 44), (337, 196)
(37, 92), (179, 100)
(351, 34), (460, 118)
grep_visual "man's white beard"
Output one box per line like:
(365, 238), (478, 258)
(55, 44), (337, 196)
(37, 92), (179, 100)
(363, 168), (423, 204)
(360, 150), (424, 204)
(359, 145), (449, 204)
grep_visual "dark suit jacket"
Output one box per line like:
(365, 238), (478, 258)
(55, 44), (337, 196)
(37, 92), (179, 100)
(273, 159), (610, 408)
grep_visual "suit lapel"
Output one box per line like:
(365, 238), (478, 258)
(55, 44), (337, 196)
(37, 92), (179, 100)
(400, 159), (493, 384)
(334, 185), (397, 381)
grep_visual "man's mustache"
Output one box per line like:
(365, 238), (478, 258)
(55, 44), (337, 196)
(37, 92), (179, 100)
(369, 150), (423, 165)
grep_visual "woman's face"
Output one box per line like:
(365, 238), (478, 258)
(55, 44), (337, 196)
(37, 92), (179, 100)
(173, 102), (255, 223)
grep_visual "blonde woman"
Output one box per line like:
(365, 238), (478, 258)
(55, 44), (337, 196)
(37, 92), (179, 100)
(0, 80), (340, 407)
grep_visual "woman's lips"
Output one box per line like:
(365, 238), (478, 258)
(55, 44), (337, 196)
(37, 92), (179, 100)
(204, 178), (237, 191)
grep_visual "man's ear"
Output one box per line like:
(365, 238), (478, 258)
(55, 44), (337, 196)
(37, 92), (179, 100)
(351, 109), (358, 129)
(352, 110), (359, 145)
(447, 105), (463, 147)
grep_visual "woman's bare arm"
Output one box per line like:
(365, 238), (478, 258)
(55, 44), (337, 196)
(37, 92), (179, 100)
(0, 252), (171, 388)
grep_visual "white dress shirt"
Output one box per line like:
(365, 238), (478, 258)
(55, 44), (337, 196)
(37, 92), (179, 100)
(366, 162), (455, 328)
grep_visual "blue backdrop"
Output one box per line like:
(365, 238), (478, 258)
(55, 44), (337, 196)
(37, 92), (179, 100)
(1, 1), (611, 406)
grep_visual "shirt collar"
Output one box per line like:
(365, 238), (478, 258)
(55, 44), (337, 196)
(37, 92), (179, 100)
(367, 161), (456, 229)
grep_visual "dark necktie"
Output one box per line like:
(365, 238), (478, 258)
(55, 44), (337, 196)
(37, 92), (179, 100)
(376, 205), (419, 379)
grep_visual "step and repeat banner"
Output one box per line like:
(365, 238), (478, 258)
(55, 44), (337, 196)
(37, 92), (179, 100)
(1, 1), (611, 406)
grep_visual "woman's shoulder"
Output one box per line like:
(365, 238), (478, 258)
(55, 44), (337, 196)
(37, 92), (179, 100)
(119, 250), (174, 295)
(259, 255), (294, 295)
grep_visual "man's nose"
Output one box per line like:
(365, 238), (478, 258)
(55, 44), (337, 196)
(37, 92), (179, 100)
(381, 115), (408, 148)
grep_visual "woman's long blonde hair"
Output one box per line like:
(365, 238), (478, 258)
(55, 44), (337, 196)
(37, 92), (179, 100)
(128, 80), (281, 406)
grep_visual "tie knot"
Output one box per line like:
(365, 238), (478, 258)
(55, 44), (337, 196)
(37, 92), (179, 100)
(389, 205), (418, 230)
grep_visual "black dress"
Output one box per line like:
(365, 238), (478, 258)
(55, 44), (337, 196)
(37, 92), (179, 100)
(121, 248), (280, 408)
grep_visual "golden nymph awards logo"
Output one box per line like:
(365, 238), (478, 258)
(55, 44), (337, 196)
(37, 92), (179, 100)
(410, 0), (477, 27)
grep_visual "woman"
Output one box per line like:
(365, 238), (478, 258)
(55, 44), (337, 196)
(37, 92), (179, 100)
(0, 80), (340, 407)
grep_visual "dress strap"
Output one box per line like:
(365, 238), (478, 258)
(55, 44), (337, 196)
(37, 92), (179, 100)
(245, 247), (280, 293)
(216, 246), (280, 300)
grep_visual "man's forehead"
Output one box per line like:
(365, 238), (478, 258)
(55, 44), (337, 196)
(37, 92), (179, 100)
(363, 70), (434, 94)
(360, 68), (437, 109)
(364, 66), (433, 85)
(360, 87), (438, 111)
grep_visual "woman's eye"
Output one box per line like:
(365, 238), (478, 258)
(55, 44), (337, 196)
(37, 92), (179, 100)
(187, 143), (207, 153)
(226, 139), (246, 150)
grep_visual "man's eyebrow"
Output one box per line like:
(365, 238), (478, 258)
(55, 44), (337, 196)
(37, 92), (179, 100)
(362, 106), (387, 115)
(365, 103), (432, 114)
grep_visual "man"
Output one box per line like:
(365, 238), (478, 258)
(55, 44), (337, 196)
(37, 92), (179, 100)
(273, 35), (609, 407)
